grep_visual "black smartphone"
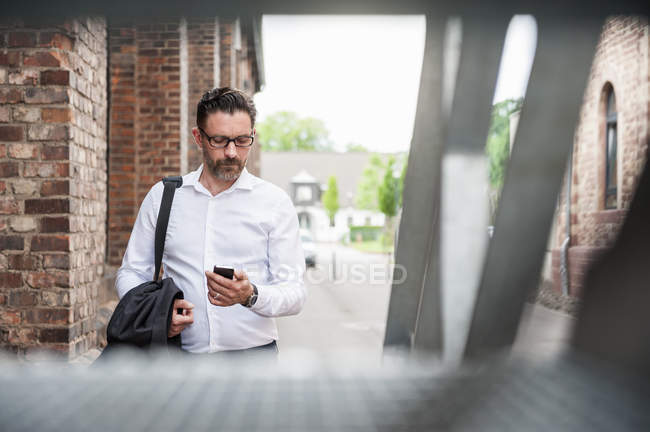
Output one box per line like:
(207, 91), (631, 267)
(213, 265), (235, 280)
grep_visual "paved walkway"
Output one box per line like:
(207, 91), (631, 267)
(512, 302), (575, 362)
(277, 243), (576, 364)
(276, 243), (391, 364)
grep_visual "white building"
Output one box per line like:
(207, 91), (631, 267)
(260, 152), (400, 242)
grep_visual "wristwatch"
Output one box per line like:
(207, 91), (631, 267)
(244, 283), (258, 308)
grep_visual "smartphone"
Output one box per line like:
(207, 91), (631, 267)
(213, 265), (235, 280)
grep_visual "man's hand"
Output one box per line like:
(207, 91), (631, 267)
(168, 299), (194, 338)
(205, 269), (254, 307)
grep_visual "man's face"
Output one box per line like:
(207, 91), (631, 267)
(196, 110), (254, 181)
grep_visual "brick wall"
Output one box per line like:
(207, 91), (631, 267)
(135, 22), (182, 204)
(552, 16), (649, 296)
(217, 18), (261, 176)
(107, 21), (182, 266)
(240, 20), (261, 176)
(186, 18), (217, 171)
(1, 15), (263, 358)
(107, 23), (137, 267)
(108, 17), (262, 267)
(0, 17), (107, 359)
(219, 19), (235, 89)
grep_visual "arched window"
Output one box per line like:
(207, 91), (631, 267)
(604, 86), (617, 209)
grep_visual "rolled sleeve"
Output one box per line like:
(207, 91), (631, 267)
(251, 196), (307, 317)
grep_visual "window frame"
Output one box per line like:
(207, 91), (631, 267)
(603, 84), (618, 210)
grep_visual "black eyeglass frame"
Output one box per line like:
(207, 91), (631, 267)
(197, 126), (255, 149)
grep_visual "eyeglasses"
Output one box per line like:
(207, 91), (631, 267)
(198, 126), (255, 149)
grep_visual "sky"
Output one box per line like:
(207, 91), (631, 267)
(254, 15), (536, 153)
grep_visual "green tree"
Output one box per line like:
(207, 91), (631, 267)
(345, 142), (368, 152)
(378, 157), (398, 247)
(355, 154), (385, 210)
(256, 111), (334, 152)
(486, 98), (523, 190)
(398, 157), (407, 208)
(322, 176), (340, 227)
(378, 157), (398, 218)
(486, 98), (523, 221)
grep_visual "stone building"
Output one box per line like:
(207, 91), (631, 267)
(550, 16), (649, 298)
(0, 16), (263, 359)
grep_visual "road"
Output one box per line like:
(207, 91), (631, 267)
(275, 243), (393, 362)
(275, 242), (575, 365)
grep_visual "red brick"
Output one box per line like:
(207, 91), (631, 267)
(0, 198), (19, 215)
(52, 272), (69, 288)
(0, 126), (24, 142)
(40, 70), (70, 86)
(38, 32), (74, 50)
(43, 254), (69, 269)
(8, 69), (39, 85)
(8, 327), (36, 344)
(41, 180), (69, 196)
(0, 88), (23, 104)
(9, 290), (37, 306)
(12, 107), (40, 123)
(548, 17), (649, 298)
(23, 51), (66, 68)
(0, 144), (5, 158)
(0, 52), (21, 67)
(7, 255), (39, 270)
(0, 162), (19, 177)
(593, 209), (626, 224)
(24, 88), (68, 104)
(31, 235), (69, 252)
(39, 327), (70, 343)
(24, 308), (69, 325)
(8, 32), (37, 47)
(8, 143), (37, 159)
(25, 198), (69, 214)
(27, 124), (68, 141)
(0, 272), (22, 288)
(22, 162), (68, 178)
(41, 146), (69, 160)
(41, 217), (69, 233)
(0, 181), (5, 194)
(26, 272), (56, 289)
(41, 108), (71, 123)
(0, 236), (24, 250)
(0, 309), (21, 325)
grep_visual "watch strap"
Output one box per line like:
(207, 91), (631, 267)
(245, 283), (258, 308)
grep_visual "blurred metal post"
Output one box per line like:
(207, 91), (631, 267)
(573, 154), (650, 373)
(464, 18), (602, 358)
(383, 15), (447, 352)
(415, 16), (508, 363)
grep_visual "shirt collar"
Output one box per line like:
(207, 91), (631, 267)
(183, 164), (255, 194)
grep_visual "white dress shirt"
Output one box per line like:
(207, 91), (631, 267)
(115, 165), (307, 353)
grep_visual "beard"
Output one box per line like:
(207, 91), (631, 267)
(202, 147), (246, 181)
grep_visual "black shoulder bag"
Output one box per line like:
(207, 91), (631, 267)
(98, 176), (185, 359)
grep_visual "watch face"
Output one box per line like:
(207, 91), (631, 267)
(250, 294), (258, 306)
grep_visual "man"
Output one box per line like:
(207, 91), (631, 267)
(115, 87), (306, 353)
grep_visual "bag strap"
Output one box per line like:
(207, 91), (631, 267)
(154, 176), (183, 281)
